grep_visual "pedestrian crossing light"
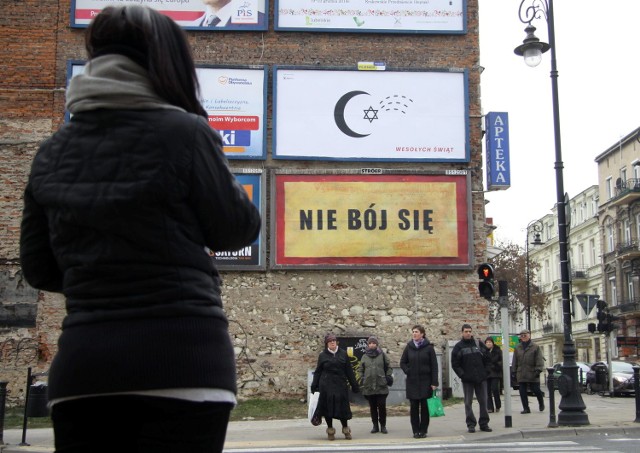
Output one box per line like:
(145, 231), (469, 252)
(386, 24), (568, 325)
(477, 263), (495, 300)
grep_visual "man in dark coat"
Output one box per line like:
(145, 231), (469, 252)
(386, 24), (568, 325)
(310, 334), (360, 440)
(400, 325), (439, 438)
(511, 329), (546, 413)
(451, 324), (492, 433)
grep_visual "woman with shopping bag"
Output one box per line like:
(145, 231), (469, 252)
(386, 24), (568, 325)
(310, 334), (360, 440)
(400, 325), (439, 439)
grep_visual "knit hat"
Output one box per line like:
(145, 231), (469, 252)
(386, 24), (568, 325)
(485, 336), (494, 344)
(367, 336), (379, 345)
(324, 334), (337, 344)
(519, 329), (531, 335)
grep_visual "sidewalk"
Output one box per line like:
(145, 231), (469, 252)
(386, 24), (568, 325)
(1, 392), (639, 452)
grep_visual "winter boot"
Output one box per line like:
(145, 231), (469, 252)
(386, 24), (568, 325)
(370, 422), (379, 433)
(326, 427), (336, 441)
(342, 426), (352, 440)
(538, 396), (545, 412)
(380, 425), (388, 434)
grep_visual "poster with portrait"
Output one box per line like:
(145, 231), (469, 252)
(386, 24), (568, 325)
(70, 0), (268, 31)
(273, 67), (469, 162)
(66, 62), (267, 160)
(275, 0), (466, 33)
(271, 171), (471, 269)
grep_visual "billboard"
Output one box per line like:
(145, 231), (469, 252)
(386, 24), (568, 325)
(70, 0), (268, 31)
(271, 171), (471, 269)
(273, 68), (469, 162)
(211, 170), (266, 270)
(275, 0), (466, 34)
(67, 62), (267, 160)
(198, 66), (267, 160)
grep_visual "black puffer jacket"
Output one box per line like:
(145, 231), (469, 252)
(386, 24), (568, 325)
(451, 337), (490, 384)
(400, 339), (439, 400)
(20, 107), (261, 400)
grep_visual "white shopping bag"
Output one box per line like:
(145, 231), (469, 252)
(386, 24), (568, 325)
(308, 392), (321, 425)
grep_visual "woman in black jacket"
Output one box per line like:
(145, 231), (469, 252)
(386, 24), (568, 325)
(310, 334), (360, 441)
(485, 337), (503, 413)
(19, 6), (260, 453)
(400, 325), (439, 438)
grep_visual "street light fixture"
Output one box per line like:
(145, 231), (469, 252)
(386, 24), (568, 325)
(514, 0), (589, 426)
(525, 219), (544, 332)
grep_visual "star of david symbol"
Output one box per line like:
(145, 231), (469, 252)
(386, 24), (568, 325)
(363, 106), (379, 123)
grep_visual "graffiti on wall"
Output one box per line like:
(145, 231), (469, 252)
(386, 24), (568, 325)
(0, 337), (39, 367)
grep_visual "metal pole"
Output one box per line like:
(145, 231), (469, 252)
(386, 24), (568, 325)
(546, 367), (558, 427)
(526, 229), (531, 332)
(543, 0), (588, 425)
(499, 280), (512, 428)
(633, 366), (640, 423)
(0, 381), (7, 445)
(20, 367), (32, 446)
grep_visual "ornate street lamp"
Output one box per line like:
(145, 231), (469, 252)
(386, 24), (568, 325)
(514, 0), (589, 425)
(525, 219), (544, 332)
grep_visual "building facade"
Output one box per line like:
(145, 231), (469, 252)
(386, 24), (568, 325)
(529, 185), (604, 366)
(596, 126), (640, 362)
(1, 1), (490, 403)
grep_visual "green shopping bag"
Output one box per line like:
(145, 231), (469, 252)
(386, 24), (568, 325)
(427, 389), (445, 417)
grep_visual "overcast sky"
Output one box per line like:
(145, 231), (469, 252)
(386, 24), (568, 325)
(478, 0), (640, 246)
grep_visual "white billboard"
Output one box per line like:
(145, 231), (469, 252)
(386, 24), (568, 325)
(273, 68), (469, 162)
(275, 0), (466, 33)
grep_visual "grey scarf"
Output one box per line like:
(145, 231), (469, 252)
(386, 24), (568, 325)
(66, 54), (185, 114)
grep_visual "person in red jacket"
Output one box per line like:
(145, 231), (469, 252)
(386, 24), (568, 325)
(20, 5), (260, 453)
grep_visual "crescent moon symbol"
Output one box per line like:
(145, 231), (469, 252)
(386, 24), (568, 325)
(334, 91), (370, 138)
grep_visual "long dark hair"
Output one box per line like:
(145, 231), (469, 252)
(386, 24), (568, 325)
(85, 5), (207, 117)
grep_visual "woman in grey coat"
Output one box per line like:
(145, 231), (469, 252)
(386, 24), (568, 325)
(400, 325), (439, 438)
(358, 336), (393, 434)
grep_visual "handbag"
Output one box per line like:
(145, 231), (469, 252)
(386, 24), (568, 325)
(427, 389), (445, 417)
(308, 392), (321, 426)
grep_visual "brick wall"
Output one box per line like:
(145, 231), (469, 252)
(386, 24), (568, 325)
(0, 0), (489, 403)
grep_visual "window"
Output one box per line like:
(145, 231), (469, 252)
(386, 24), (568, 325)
(544, 259), (550, 284)
(578, 244), (585, 268)
(589, 238), (596, 265)
(627, 272), (634, 302)
(579, 202), (585, 223)
(606, 177), (613, 199)
(607, 224), (614, 252)
(624, 219), (632, 244)
(610, 277), (617, 306)
(621, 167), (627, 187)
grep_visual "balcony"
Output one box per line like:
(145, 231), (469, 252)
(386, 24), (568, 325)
(571, 267), (588, 280)
(542, 322), (563, 336)
(609, 178), (640, 207)
(616, 240), (640, 260)
(611, 298), (640, 315)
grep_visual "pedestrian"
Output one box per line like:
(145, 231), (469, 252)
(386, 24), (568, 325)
(512, 329), (546, 414)
(310, 334), (360, 441)
(400, 325), (439, 439)
(19, 5), (261, 453)
(358, 336), (393, 434)
(485, 336), (502, 413)
(451, 324), (492, 433)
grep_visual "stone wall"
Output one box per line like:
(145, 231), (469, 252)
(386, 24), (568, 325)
(0, 0), (490, 403)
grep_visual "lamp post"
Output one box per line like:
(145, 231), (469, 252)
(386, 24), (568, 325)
(525, 219), (544, 332)
(514, 0), (589, 425)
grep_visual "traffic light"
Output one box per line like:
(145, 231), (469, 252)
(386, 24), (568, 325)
(596, 299), (607, 333)
(477, 263), (495, 300)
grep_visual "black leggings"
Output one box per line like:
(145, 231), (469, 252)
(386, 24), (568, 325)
(51, 395), (233, 453)
(365, 394), (388, 426)
(324, 417), (348, 428)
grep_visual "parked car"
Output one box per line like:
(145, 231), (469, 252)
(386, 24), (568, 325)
(551, 362), (591, 390)
(585, 361), (638, 396)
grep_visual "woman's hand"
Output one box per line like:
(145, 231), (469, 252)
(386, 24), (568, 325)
(431, 385), (437, 390)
